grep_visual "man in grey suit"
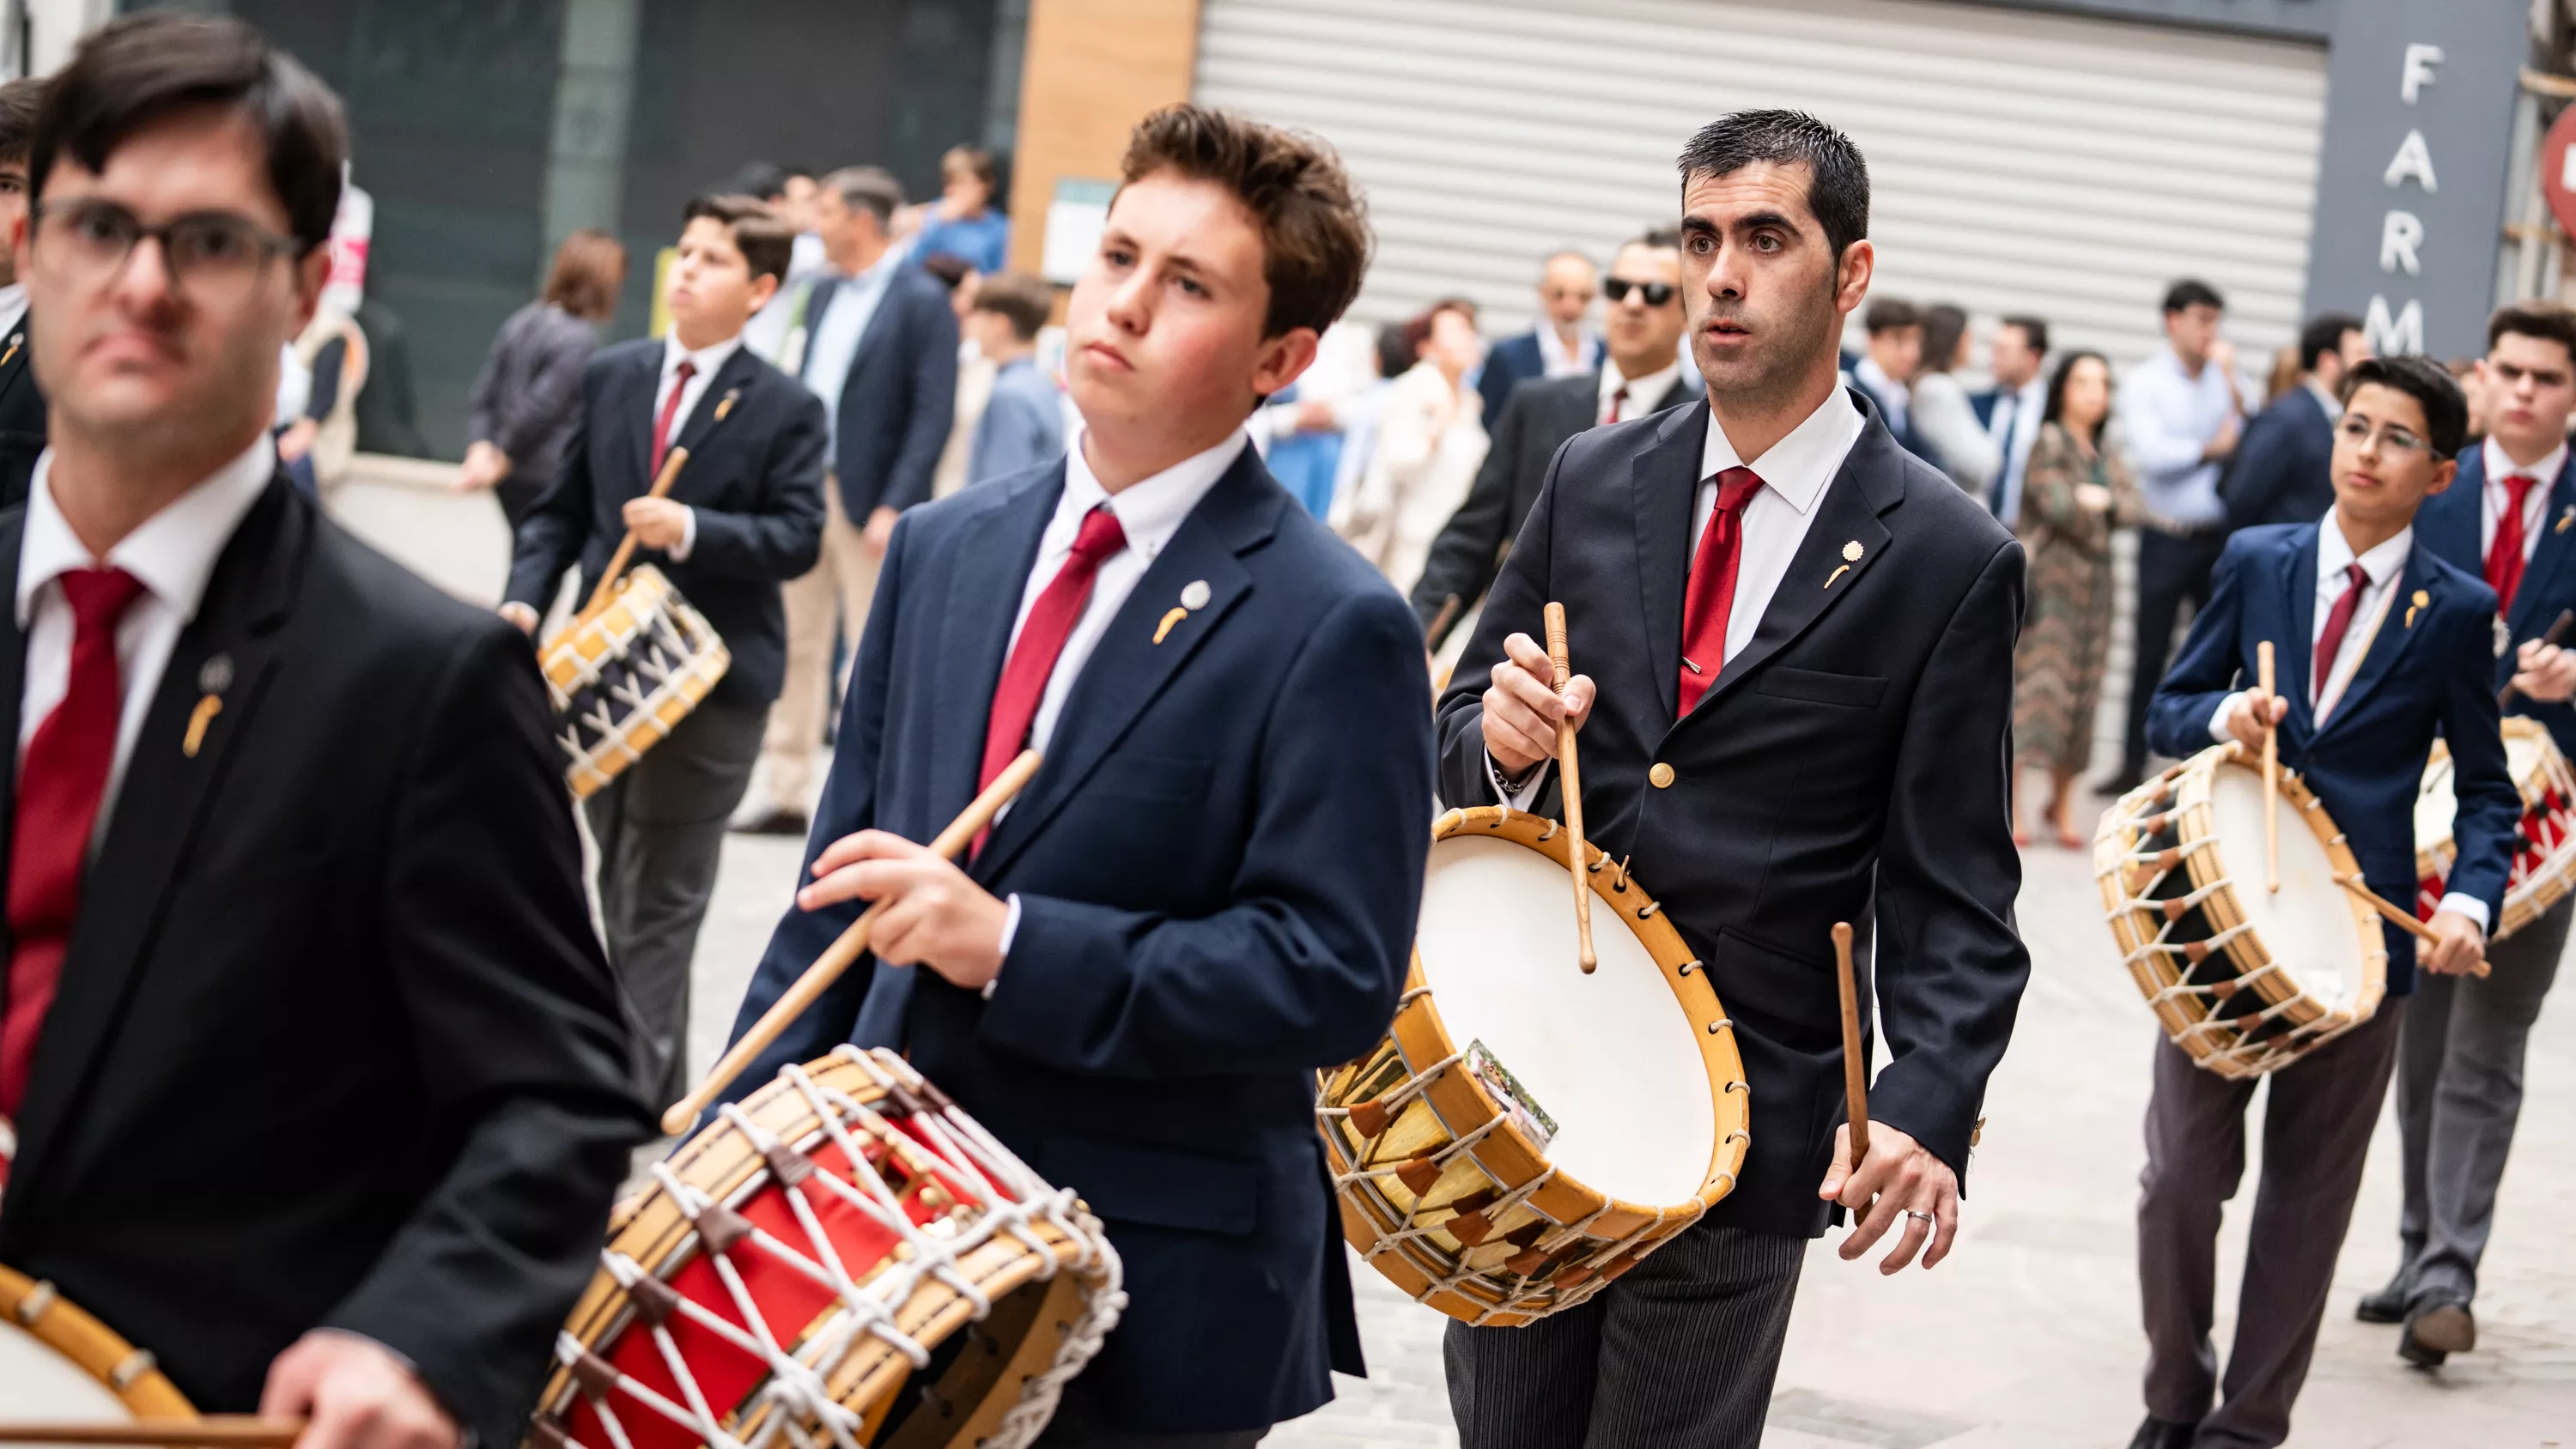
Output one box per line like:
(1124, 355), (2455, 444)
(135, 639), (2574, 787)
(1412, 227), (1694, 650)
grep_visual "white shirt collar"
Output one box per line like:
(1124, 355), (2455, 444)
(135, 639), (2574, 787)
(1601, 357), (1686, 418)
(17, 434), (276, 628)
(2317, 507), (2411, 590)
(1060, 428), (1249, 561)
(2306, 375), (2343, 422)
(0, 283), (29, 342)
(2484, 434), (2566, 490)
(1698, 386), (1868, 516)
(1852, 355), (1907, 403)
(1536, 324), (1598, 374)
(661, 328), (743, 383)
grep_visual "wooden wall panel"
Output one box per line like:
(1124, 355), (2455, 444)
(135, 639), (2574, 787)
(1006, 0), (1204, 278)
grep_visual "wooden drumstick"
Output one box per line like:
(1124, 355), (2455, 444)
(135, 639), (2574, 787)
(0, 1420), (305, 1447)
(660, 749), (1044, 1136)
(1833, 921), (1868, 1167)
(583, 444), (693, 616)
(2336, 874), (2492, 979)
(1543, 602), (1595, 975)
(2258, 640), (2279, 894)
(2498, 609), (2576, 710)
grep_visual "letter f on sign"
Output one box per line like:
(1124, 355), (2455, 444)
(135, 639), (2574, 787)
(2403, 44), (2444, 104)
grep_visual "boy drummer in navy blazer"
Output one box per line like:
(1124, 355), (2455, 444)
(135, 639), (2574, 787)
(718, 107), (1435, 1447)
(2129, 355), (2518, 1449)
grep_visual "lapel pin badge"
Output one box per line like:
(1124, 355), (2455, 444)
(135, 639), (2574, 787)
(1823, 540), (1862, 591)
(714, 387), (742, 423)
(2496, 613), (2514, 659)
(0, 333), (23, 371)
(1154, 580), (1214, 646)
(2558, 505), (2573, 536)
(2405, 588), (2429, 630)
(183, 653), (233, 759)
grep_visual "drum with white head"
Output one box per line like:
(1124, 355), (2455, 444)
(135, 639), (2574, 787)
(0, 1262), (195, 1422)
(2415, 717), (2576, 940)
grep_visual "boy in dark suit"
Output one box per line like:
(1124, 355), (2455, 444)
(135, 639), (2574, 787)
(2129, 355), (2518, 1449)
(719, 105), (1433, 1447)
(504, 194), (826, 1109)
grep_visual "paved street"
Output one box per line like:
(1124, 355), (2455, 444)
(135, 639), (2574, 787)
(346, 476), (2576, 1449)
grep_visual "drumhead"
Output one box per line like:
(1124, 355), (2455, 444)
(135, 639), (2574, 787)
(2208, 765), (2372, 1011)
(1415, 835), (1716, 1207)
(2418, 719), (2550, 849)
(0, 1321), (131, 1416)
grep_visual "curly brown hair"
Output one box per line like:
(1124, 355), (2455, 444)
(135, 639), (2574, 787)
(1117, 104), (1370, 340)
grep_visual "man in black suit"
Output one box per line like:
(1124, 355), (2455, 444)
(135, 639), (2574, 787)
(1438, 111), (2030, 1448)
(0, 76), (49, 506)
(0, 16), (648, 1449)
(1413, 226), (1695, 650)
(738, 165), (959, 837)
(1474, 247), (1602, 424)
(504, 194), (827, 1109)
(2220, 311), (2366, 530)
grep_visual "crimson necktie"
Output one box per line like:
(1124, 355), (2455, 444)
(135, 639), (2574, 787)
(650, 358), (696, 477)
(974, 506), (1128, 852)
(2312, 561), (2372, 702)
(2486, 473), (2539, 615)
(1, 567), (145, 1115)
(1605, 386), (1629, 426)
(1675, 467), (1765, 716)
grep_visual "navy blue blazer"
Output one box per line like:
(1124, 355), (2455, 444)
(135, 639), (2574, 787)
(720, 446), (1436, 1434)
(807, 263), (959, 520)
(2418, 446), (2576, 758)
(2145, 522), (2518, 991)
(2219, 384), (2336, 530)
(1475, 329), (1597, 426)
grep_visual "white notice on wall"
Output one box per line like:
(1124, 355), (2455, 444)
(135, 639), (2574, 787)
(1042, 179), (1116, 286)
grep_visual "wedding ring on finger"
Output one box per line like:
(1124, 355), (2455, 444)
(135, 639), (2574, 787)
(1905, 1210), (1935, 1226)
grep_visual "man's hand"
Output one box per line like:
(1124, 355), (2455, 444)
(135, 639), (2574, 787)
(863, 505), (900, 560)
(1816, 1121), (1960, 1274)
(2202, 411), (2241, 463)
(2422, 907), (2487, 977)
(277, 416), (320, 465)
(2221, 688), (2287, 754)
(2511, 638), (2576, 703)
(261, 1332), (459, 1449)
(622, 496), (689, 550)
(799, 829), (1009, 991)
(454, 440), (510, 493)
(1480, 631), (1595, 776)
(498, 601), (539, 636)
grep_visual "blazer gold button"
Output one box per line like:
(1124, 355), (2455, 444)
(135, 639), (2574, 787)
(1649, 762), (1675, 789)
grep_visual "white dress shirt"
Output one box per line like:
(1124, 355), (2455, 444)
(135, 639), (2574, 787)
(2480, 435), (2564, 564)
(16, 436), (275, 841)
(1598, 357), (1685, 426)
(1493, 387), (1866, 804)
(0, 282), (30, 348)
(1852, 355), (1909, 439)
(2119, 344), (2247, 529)
(1536, 324), (1601, 379)
(2204, 512), (2487, 931)
(653, 329), (743, 561)
(800, 248), (902, 452)
(1984, 375), (2048, 527)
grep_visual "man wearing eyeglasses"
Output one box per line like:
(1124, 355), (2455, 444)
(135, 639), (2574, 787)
(0, 16), (647, 1449)
(1413, 228), (1693, 651)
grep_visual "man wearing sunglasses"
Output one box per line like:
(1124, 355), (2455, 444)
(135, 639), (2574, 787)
(0, 16), (647, 1449)
(1413, 228), (1692, 650)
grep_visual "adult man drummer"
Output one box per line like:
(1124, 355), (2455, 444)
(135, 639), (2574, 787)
(1436, 109), (2031, 1448)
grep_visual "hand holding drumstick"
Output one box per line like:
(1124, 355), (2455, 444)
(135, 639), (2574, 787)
(1543, 603), (1596, 973)
(1815, 919), (1961, 1275)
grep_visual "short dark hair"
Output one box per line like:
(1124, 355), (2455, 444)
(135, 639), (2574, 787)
(34, 13), (346, 254)
(942, 144), (1000, 192)
(2488, 300), (2576, 361)
(2341, 354), (2468, 460)
(2162, 278), (2225, 315)
(1675, 109), (1870, 264)
(0, 78), (46, 166)
(2298, 312), (2363, 372)
(1998, 313), (2049, 357)
(1118, 103), (1371, 338)
(1918, 303), (1968, 376)
(823, 166), (903, 229)
(1863, 297), (1919, 335)
(1376, 321), (1415, 378)
(918, 252), (973, 292)
(971, 270), (1054, 342)
(680, 193), (793, 286)
(1626, 226), (1682, 253)
(730, 161), (790, 203)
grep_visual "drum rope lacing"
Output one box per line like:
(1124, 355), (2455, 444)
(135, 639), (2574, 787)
(547, 1046), (1124, 1449)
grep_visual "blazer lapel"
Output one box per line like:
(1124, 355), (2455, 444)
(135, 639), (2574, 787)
(6, 479), (304, 1200)
(2317, 541), (2435, 739)
(0, 510), (23, 947)
(0, 317), (33, 410)
(1631, 403), (1709, 721)
(671, 346), (762, 468)
(970, 450), (1275, 883)
(1682, 408), (1902, 719)
(1650, 373), (1698, 415)
(936, 466), (1063, 828)
(2509, 451), (2576, 637)
(625, 347), (661, 493)
(2269, 528), (2318, 738)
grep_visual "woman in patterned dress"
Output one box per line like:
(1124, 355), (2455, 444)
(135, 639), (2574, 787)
(2014, 350), (2140, 846)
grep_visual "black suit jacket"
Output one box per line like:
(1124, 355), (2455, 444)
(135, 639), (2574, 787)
(0, 478), (650, 1446)
(1411, 367), (1696, 646)
(506, 337), (827, 708)
(2219, 383), (2335, 530)
(1436, 393), (2032, 1235)
(0, 310), (45, 508)
(808, 264), (960, 519)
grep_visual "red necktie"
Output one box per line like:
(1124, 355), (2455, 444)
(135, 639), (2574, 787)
(650, 358), (696, 477)
(1676, 467), (1765, 715)
(974, 506), (1128, 852)
(2486, 473), (2539, 615)
(2312, 561), (2372, 702)
(1605, 386), (1629, 426)
(1, 567), (145, 1115)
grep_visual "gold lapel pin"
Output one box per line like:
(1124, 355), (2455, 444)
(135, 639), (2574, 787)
(713, 387), (742, 423)
(0, 333), (23, 371)
(1154, 580), (1213, 644)
(2557, 505), (2573, 536)
(184, 652), (234, 758)
(1823, 540), (1863, 590)
(2405, 588), (2430, 630)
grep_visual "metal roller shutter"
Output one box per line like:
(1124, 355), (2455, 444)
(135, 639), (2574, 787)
(1194, 0), (2329, 369)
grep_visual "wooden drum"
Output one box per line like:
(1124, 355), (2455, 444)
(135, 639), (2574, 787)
(0, 1262), (195, 1419)
(542, 565), (730, 799)
(1317, 806), (1750, 1327)
(2415, 717), (2576, 941)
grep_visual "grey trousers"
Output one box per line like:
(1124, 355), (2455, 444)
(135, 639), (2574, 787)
(2137, 1003), (2403, 1449)
(1030, 1377), (1267, 1448)
(583, 698), (765, 1110)
(2390, 893), (2571, 1306)
(1443, 1218), (1807, 1449)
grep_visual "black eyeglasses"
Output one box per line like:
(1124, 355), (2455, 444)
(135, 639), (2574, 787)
(30, 198), (300, 307)
(1602, 277), (1676, 307)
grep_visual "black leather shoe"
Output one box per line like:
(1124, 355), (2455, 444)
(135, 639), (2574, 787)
(2400, 1296), (2476, 1366)
(2356, 1265), (2413, 1324)
(2103, 767), (2148, 797)
(731, 805), (810, 837)
(2127, 1416), (2196, 1449)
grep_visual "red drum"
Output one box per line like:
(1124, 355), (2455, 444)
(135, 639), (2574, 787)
(2415, 718), (2576, 941)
